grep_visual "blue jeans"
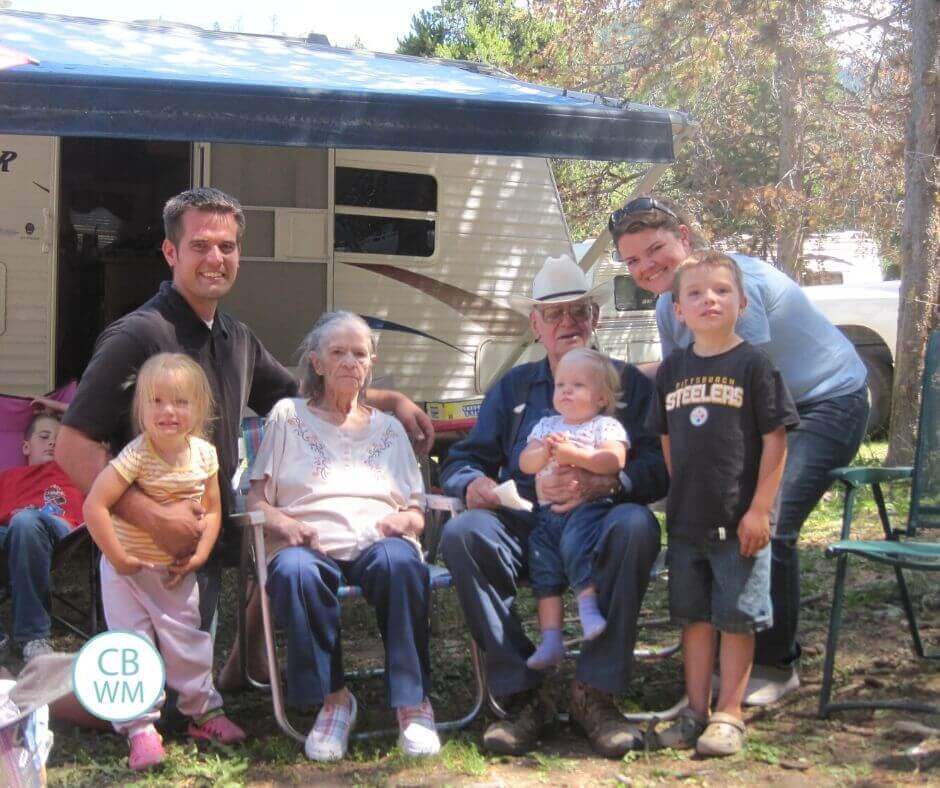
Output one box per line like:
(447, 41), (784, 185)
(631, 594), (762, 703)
(441, 502), (661, 696)
(0, 509), (72, 643)
(754, 385), (870, 668)
(266, 538), (431, 709)
(529, 501), (613, 597)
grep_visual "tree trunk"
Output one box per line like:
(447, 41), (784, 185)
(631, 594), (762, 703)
(775, 1), (806, 280)
(886, 0), (940, 465)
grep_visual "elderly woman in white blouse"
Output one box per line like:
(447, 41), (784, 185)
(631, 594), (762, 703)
(248, 310), (438, 762)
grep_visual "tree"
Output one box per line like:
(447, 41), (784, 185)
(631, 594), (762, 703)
(887, 0), (939, 464)
(397, 0), (557, 79)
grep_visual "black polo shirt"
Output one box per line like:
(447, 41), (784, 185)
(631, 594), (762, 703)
(64, 281), (298, 526)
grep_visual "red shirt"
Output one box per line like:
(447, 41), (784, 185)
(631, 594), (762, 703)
(0, 462), (84, 528)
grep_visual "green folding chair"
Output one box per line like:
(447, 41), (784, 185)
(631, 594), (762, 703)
(819, 330), (940, 717)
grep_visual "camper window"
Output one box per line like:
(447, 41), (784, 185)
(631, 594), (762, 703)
(334, 167), (437, 258)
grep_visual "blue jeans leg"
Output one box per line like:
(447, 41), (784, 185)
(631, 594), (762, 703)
(754, 386), (870, 668)
(575, 503), (661, 694)
(440, 507), (540, 697)
(0, 509), (71, 643)
(529, 509), (567, 598)
(266, 546), (344, 708)
(343, 538), (431, 708)
(559, 501), (612, 594)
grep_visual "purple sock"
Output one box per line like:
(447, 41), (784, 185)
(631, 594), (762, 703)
(527, 628), (564, 670)
(578, 593), (607, 641)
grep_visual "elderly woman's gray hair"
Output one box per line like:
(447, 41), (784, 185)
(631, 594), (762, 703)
(298, 311), (376, 400)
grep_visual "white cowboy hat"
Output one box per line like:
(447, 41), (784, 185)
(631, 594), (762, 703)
(508, 254), (614, 314)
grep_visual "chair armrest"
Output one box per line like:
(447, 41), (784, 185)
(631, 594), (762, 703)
(228, 510), (266, 528)
(424, 493), (465, 515)
(830, 466), (914, 488)
(421, 494), (465, 564)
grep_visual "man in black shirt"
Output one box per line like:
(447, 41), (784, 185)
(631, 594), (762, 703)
(56, 187), (433, 630)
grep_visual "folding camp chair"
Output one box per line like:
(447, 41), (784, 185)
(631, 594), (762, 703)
(0, 384), (100, 642)
(230, 417), (485, 743)
(0, 526), (100, 641)
(818, 330), (940, 718)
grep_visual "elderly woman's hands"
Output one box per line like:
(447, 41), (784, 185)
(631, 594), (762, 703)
(267, 511), (320, 550)
(248, 481), (320, 550)
(376, 508), (423, 538)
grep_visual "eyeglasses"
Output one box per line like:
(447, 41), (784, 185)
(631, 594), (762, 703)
(608, 197), (678, 233)
(536, 301), (596, 324)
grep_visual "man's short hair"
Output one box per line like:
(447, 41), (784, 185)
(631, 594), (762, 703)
(25, 411), (61, 440)
(163, 187), (246, 247)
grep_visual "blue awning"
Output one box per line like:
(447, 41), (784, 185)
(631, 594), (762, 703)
(0, 11), (680, 162)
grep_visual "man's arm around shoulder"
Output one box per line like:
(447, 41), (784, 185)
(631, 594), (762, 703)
(56, 426), (205, 559)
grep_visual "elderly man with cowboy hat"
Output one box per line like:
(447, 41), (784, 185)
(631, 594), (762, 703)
(440, 255), (668, 757)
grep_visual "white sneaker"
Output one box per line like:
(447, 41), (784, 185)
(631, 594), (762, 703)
(304, 692), (357, 762)
(22, 638), (54, 662)
(711, 666), (800, 706)
(397, 698), (441, 757)
(743, 666), (800, 706)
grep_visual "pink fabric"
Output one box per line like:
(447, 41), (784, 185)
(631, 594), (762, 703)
(188, 715), (246, 743)
(0, 382), (77, 472)
(100, 558), (222, 737)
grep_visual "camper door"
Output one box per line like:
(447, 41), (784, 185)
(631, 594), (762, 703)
(0, 135), (57, 395)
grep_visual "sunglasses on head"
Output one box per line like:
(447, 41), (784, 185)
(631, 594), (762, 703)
(608, 197), (678, 233)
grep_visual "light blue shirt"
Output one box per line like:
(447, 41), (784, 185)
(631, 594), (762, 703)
(656, 253), (867, 405)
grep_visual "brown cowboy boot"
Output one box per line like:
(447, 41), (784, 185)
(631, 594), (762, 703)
(569, 679), (643, 758)
(482, 688), (557, 756)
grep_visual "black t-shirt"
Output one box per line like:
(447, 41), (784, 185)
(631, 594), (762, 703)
(64, 282), (298, 526)
(647, 341), (798, 540)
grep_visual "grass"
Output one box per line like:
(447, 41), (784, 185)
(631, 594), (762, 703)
(23, 439), (940, 785)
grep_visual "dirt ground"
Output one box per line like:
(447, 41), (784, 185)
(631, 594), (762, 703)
(26, 446), (940, 786)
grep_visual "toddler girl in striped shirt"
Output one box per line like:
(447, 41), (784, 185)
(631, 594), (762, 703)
(83, 352), (245, 771)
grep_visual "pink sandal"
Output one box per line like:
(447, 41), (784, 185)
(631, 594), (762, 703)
(188, 714), (247, 744)
(128, 729), (166, 771)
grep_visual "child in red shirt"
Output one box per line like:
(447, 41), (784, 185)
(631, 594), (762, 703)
(0, 407), (84, 661)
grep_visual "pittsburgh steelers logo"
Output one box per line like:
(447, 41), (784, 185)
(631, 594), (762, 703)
(690, 406), (709, 427)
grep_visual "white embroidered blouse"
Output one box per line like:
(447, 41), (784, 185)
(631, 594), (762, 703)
(249, 398), (424, 562)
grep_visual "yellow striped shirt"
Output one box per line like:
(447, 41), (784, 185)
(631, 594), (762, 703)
(110, 434), (219, 565)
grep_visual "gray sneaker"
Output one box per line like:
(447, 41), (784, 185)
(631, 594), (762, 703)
(653, 707), (708, 749)
(22, 638), (54, 662)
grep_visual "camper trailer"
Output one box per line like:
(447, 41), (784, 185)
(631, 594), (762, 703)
(0, 10), (689, 413)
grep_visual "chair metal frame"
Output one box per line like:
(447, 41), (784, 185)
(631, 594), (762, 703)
(818, 330), (940, 718)
(232, 502), (486, 743)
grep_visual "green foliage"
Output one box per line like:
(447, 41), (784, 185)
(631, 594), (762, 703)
(397, 0), (558, 77)
(400, 0), (910, 271)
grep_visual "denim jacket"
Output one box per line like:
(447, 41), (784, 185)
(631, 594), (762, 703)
(441, 357), (668, 507)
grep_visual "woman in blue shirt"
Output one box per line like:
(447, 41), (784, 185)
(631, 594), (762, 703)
(610, 195), (870, 705)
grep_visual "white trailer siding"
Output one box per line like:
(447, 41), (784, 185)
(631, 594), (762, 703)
(0, 134), (57, 395)
(333, 150), (572, 401)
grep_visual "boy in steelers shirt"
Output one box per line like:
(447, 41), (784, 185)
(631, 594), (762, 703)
(647, 251), (798, 756)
